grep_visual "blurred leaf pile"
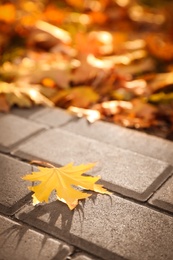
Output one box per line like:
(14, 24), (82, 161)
(1, 0), (173, 140)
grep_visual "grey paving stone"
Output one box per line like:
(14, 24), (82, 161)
(61, 118), (173, 165)
(0, 114), (45, 153)
(13, 128), (173, 201)
(0, 215), (73, 260)
(30, 107), (76, 127)
(0, 153), (33, 215)
(149, 175), (173, 213)
(16, 194), (173, 260)
(11, 106), (44, 118)
(0, 112), (5, 118)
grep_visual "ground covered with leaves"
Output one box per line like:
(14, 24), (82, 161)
(1, 0), (173, 140)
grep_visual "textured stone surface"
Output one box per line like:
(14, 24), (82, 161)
(0, 215), (73, 260)
(0, 112), (5, 118)
(16, 194), (173, 260)
(11, 106), (44, 118)
(0, 114), (44, 153)
(30, 107), (75, 127)
(62, 118), (173, 165)
(14, 128), (172, 201)
(0, 154), (32, 215)
(149, 175), (173, 213)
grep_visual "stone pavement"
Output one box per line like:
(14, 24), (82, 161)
(0, 107), (173, 260)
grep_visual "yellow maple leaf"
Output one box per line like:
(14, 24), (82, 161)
(22, 162), (110, 210)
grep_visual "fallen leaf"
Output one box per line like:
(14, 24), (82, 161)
(124, 79), (147, 96)
(0, 94), (9, 112)
(148, 72), (173, 93)
(68, 106), (101, 123)
(102, 50), (147, 65)
(148, 92), (173, 103)
(44, 4), (67, 25)
(0, 4), (16, 23)
(22, 162), (110, 210)
(113, 99), (158, 129)
(129, 4), (165, 25)
(0, 82), (54, 108)
(72, 55), (105, 84)
(52, 86), (99, 108)
(146, 34), (173, 61)
(101, 100), (133, 116)
(89, 11), (107, 25)
(114, 115), (155, 129)
(35, 20), (71, 44)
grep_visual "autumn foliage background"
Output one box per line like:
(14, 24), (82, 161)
(1, 0), (173, 140)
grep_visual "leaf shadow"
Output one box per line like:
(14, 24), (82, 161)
(0, 218), (72, 260)
(0, 222), (53, 259)
(17, 193), (105, 247)
(0, 223), (28, 250)
(16, 192), (112, 254)
(18, 200), (75, 242)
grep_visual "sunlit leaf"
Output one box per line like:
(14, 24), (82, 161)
(68, 106), (101, 123)
(149, 72), (173, 93)
(0, 82), (53, 108)
(22, 161), (110, 210)
(129, 4), (165, 25)
(148, 92), (173, 103)
(51, 86), (99, 108)
(35, 20), (71, 44)
(0, 0), (173, 139)
(101, 100), (133, 115)
(0, 4), (16, 23)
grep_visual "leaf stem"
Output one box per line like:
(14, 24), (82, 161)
(30, 160), (55, 168)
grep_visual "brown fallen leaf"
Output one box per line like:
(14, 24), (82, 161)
(51, 86), (99, 108)
(22, 161), (110, 210)
(113, 99), (158, 129)
(146, 34), (173, 61)
(0, 94), (9, 112)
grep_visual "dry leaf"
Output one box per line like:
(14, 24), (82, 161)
(68, 106), (101, 123)
(22, 162), (110, 210)
(1, 0), (173, 139)
(148, 92), (173, 103)
(52, 86), (99, 108)
(0, 4), (16, 23)
(101, 100), (133, 116)
(0, 94), (9, 112)
(0, 82), (53, 109)
(146, 35), (173, 61)
(35, 20), (71, 44)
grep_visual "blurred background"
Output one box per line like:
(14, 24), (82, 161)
(0, 0), (173, 140)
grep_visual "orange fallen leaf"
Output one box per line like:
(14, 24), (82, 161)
(0, 4), (16, 23)
(22, 162), (110, 210)
(0, 94), (9, 112)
